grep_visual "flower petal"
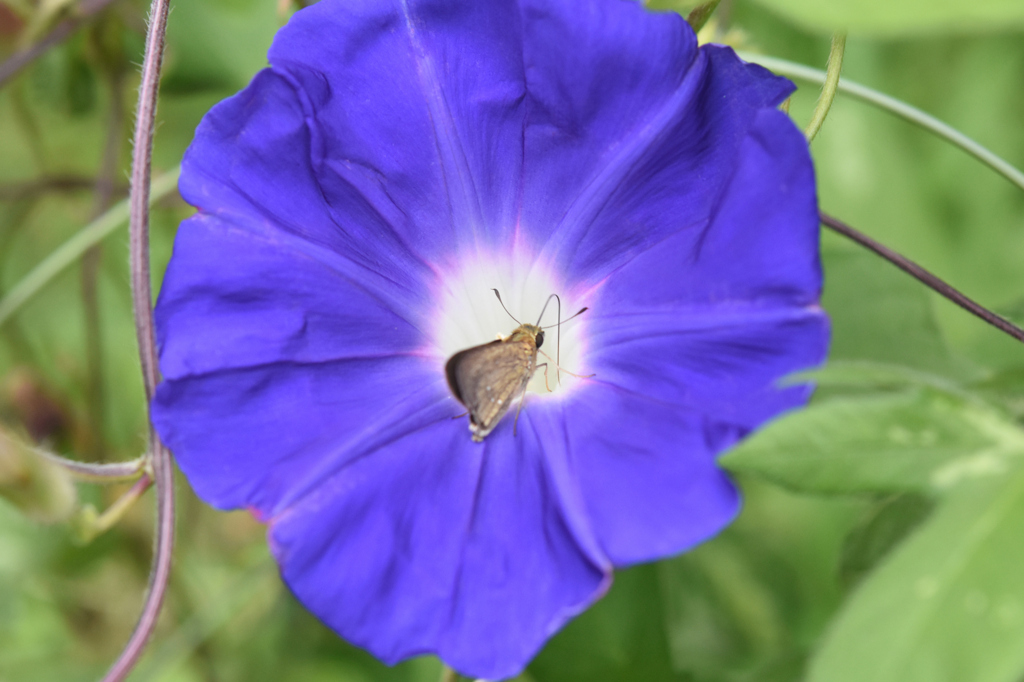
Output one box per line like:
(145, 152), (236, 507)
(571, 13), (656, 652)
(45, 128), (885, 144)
(265, 0), (529, 265)
(179, 69), (436, 317)
(587, 305), (827, 431)
(578, 104), (829, 431)
(594, 107), (822, 309)
(269, 411), (609, 680)
(565, 105), (828, 563)
(156, 214), (431, 381)
(562, 387), (741, 565)
(518, 6), (793, 281)
(152, 357), (447, 515)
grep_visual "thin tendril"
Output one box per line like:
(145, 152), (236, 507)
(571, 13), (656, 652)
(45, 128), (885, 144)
(804, 32), (846, 143)
(821, 211), (1024, 345)
(738, 51), (1024, 193)
(100, 0), (175, 678)
(78, 474), (154, 543)
(35, 450), (147, 482)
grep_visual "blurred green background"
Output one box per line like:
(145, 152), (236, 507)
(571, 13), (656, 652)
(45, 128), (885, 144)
(0, 0), (1023, 680)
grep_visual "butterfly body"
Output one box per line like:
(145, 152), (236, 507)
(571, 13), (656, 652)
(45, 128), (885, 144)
(445, 324), (545, 442)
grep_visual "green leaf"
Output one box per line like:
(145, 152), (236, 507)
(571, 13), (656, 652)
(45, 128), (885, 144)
(530, 564), (682, 682)
(822, 251), (965, 377)
(655, 479), (863, 682)
(747, 0), (1024, 35)
(721, 389), (1024, 495)
(788, 360), (965, 394)
(659, 536), (800, 681)
(685, 0), (722, 33)
(970, 368), (1024, 422)
(808, 471), (1024, 682)
(162, 0), (280, 93)
(838, 494), (934, 588)
(0, 428), (76, 523)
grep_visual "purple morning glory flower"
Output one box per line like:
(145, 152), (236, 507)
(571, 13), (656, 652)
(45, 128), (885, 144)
(151, 0), (827, 678)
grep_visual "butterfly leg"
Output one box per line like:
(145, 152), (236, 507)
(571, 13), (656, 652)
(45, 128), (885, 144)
(511, 384), (530, 437)
(537, 362), (553, 392)
(513, 362), (549, 436)
(537, 349), (595, 380)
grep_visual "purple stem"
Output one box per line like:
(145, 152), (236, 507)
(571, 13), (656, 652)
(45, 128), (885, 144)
(100, 0), (174, 679)
(821, 210), (1024, 344)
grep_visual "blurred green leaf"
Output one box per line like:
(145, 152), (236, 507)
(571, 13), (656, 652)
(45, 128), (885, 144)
(747, 0), (1024, 35)
(655, 478), (864, 682)
(970, 368), (1024, 422)
(788, 361), (971, 402)
(995, 297), (1024, 329)
(685, 0), (722, 32)
(2, 0), (33, 20)
(26, 37), (97, 118)
(19, 0), (77, 45)
(808, 471), (1024, 682)
(822, 251), (966, 376)
(721, 389), (1024, 495)
(131, 553), (281, 682)
(0, 427), (76, 523)
(162, 0), (280, 94)
(838, 494), (933, 588)
(530, 564), (682, 682)
(659, 537), (797, 681)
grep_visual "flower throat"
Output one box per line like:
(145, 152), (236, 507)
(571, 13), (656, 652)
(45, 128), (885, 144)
(444, 291), (591, 441)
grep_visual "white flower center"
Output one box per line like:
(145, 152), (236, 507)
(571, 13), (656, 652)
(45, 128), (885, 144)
(432, 247), (589, 398)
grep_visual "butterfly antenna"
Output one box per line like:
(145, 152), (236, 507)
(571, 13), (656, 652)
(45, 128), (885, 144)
(491, 289), (521, 325)
(540, 306), (588, 329)
(534, 293), (559, 327)
(532, 294), (561, 383)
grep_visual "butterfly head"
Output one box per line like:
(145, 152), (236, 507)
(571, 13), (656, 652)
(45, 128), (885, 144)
(508, 323), (544, 349)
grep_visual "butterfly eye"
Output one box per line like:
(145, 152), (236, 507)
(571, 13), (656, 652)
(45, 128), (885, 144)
(535, 331), (545, 349)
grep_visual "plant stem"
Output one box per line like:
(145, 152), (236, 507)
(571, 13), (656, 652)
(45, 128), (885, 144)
(100, 0), (175, 678)
(78, 474), (153, 542)
(739, 51), (1024, 193)
(804, 31), (846, 142)
(820, 211), (1024, 345)
(36, 450), (147, 481)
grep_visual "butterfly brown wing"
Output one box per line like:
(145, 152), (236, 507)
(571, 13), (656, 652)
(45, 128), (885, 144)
(445, 336), (537, 440)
